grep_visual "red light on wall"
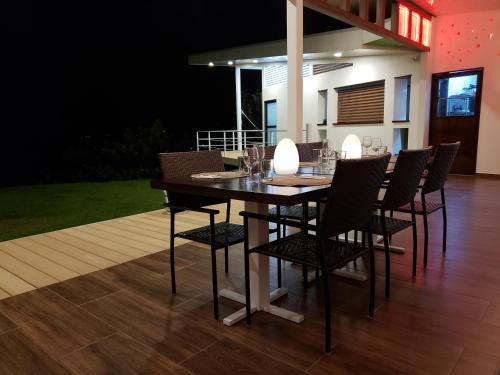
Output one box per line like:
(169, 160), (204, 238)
(411, 12), (421, 42)
(398, 5), (410, 38)
(422, 18), (431, 47)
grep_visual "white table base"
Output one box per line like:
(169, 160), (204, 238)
(221, 201), (304, 327)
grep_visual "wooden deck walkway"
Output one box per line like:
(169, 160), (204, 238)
(0, 202), (244, 299)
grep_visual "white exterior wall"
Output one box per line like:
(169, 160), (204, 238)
(262, 52), (425, 153)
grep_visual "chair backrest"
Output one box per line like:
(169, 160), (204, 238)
(264, 145), (276, 159)
(319, 154), (389, 238)
(381, 147), (433, 211)
(158, 150), (226, 208)
(296, 142), (323, 162)
(422, 142), (460, 194)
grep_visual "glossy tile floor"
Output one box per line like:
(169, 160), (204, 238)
(0, 176), (500, 374)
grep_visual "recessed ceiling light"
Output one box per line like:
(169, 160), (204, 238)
(252, 59), (259, 63)
(228, 61), (234, 65)
(208, 62), (214, 67)
(333, 52), (342, 58)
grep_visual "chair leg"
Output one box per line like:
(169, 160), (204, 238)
(442, 207), (447, 253)
(210, 247), (219, 320)
(169, 211), (176, 295)
(383, 232), (391, 299)
(224, 246), (229, 274)
(423, 213), (429, 268)
(277, 258), (282, 288)
(441, 188), (447, 254)
(322, 267), (332, 353)
(388, 210), (394, 242)
(244, 250), (251, 325)
(303, 265), (309, 291)
(367, 232), (376, 318)
(209, 214), (219, 320)
(225, 200), (231, 274)
(411, 220), (418, 277)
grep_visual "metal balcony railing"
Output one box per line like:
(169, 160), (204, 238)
(196, 129), (283, 152)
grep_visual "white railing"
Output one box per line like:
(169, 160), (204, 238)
(196, 128), (309, 152)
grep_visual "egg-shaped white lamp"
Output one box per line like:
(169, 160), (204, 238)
(274, 138), (299, 175)
(341, 134), (362, 159)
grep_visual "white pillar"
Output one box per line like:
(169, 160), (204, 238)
(287, 0), (304, 143)
(235, 67), (243, 150)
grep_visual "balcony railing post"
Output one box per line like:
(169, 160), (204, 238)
(223, 132), (227, 153)
(208, 131), (211, 150)
(196, 132), (200, 151)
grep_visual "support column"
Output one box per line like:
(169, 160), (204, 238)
(235, 67), (243, 150)
(287, 0), (304, 143)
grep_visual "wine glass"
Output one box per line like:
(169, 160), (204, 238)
(362, 136), (372, 156)
(256, 144), (266, 175)
(242, 148), (252, 175)
(371, 138), (382, 155)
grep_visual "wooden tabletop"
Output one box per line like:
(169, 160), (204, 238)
(150, 175), (330, 206)
(151, 156), (396, 206)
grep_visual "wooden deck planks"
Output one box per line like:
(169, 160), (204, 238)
(0, 242), (79, 281)
(0, 202), (245, 300)
(0, 266), (35, 295)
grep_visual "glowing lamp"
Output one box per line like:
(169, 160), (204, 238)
(341, 135), (362, 159)
(274, 138), (299, 175)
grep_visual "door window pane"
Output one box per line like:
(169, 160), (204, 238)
(265, 100), (277, 145)
(437, 74), (478, 117)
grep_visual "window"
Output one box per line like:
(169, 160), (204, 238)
(335, 80), (385, 125)
(317, 90), (327, 125)
(265, 100), (277, 145)
(393, 75), (411, 122)
(437, 74), (478, 117)
(393, 128), (409, 155)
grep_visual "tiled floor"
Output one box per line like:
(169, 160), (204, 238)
(0, 176), (500, 374)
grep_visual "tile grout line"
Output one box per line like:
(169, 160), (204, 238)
(177, 337), (225, 366)
(448, 347), (466, 375)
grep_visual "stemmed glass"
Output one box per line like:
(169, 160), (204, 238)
(255, 144), (266, 177)
(242, 148), (253, 176)
(371, 137), (382, 155)
(362, 136), (372, 156)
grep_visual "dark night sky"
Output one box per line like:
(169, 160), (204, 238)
(1, 1), (348, 185)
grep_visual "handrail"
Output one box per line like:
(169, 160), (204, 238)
(196, 128), (309, 152)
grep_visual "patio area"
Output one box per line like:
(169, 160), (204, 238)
(0, 175), (500, 374)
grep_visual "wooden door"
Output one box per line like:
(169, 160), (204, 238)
(429, 68), (483, 175)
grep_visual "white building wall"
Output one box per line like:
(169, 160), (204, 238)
(262, 52), (425, 153)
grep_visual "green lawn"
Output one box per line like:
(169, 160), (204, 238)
(0, 180), (165, 242)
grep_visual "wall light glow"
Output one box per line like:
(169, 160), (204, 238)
(333, 51), (343, 58)
(208, 62), (214, 67)
(398, 5), (410, 38)
(411, 12), (421, 42)
(422, 18), (432, 47)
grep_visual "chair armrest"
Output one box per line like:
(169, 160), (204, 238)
(164, 203), (220, 215)
(239, 210), (317, 232)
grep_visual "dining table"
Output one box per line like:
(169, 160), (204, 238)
(150, 158), (396, 327)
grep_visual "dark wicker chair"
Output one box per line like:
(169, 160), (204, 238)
(371, 147), (433, 298)
(268, 141), (322, 285)
(392, 142), (460, 267)
(158, 150), (245, 320)
(241, 155), (389, 353)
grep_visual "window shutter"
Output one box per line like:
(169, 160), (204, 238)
(335, 80), (385, 125)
